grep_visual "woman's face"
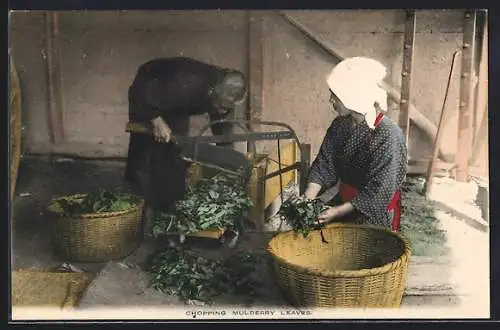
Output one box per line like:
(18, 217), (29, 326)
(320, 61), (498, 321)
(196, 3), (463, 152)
(329, 92), (350, 116)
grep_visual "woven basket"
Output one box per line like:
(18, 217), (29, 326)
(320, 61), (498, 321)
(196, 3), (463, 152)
(12, 269), (95, 308)
(267, 223), (411, 308)
(10, 55), (22, 202)
(47, 194), (145, 263)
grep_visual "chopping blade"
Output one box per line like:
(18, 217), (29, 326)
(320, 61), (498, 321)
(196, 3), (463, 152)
(126, 122), (252, 182)
(182, 142), (252, 183)
(126, 122), (295, 144)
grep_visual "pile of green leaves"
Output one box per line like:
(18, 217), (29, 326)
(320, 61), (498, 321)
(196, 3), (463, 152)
(151, 172), (253, 236)
(54, 190), (139, 216)
(147, 247), (268, 305)
(278, 197), (329, 238)
(399, 176), (449, 256)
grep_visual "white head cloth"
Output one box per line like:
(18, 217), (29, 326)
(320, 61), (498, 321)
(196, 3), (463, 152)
(326, 57), (388, 129)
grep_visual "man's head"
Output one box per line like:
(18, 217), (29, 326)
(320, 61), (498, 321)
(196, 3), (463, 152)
(209, 70), (247, 116)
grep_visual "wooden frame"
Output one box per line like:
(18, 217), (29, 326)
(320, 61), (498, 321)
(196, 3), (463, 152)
(456, 10), (477, 182)
(246, 11), (265, 154)
(399, 10), (416, 146)
(45, 11), (65, 145)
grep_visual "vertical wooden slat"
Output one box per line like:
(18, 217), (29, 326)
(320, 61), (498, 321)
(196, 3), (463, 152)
(45, 11), (65, 145)
(470, 12), (488, 167)
(246, 10), (264, 154)
(399, 10), (416, 146)
(456, 10), (477, 182)
(299, 143), (311, 195)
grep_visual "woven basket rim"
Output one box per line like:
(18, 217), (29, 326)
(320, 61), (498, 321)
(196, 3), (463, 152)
(47, 193), (144, 219)
(266, 223), (412, 278)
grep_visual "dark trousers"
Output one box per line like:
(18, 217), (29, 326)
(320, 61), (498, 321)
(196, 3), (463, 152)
(125, 116), (190, 213)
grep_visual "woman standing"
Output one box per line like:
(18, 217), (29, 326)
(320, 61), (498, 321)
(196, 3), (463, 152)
(304, 57), (408, 231)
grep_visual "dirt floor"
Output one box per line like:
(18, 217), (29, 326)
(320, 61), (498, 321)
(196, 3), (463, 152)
(10, 155), (490, 318)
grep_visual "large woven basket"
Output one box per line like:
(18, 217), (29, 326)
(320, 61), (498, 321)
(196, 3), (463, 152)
(267, 223), (411, 308)
(47, 194), (145, 262)
(9, 55), (22, 202)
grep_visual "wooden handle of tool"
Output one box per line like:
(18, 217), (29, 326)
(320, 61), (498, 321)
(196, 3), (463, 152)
(125, 122), (153, 135)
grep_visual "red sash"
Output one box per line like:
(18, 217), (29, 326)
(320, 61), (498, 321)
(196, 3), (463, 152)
(339, 113), (402, 232)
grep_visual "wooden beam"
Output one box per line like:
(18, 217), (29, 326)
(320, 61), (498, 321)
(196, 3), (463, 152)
(45, 11), (65, 145)
(278, 11), (453, 162)
(408, 159), (455, 176)
(470, 13), (488, 166)
(456, 11), (477, 182)
(246, 11), (265, 154)
(399, 10), (416, 146)
(405, 256), (464, 296)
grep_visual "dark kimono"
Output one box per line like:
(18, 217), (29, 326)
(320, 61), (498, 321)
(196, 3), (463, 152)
(124, 57), (235, 212)
(308, 115), (408, 228)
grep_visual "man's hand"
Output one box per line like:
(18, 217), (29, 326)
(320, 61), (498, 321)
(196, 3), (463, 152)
(151, 117), (172, 143)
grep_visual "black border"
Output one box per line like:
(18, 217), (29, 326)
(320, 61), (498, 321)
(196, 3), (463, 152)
(6, 0), (500, 326)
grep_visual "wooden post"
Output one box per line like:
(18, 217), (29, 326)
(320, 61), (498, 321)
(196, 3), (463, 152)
(45, 11), (65, 145)
(456, 10), (477, 182)
(399, 10), (416, 147)
(246, 11), (264, 154)
(470, 11), (488, 167)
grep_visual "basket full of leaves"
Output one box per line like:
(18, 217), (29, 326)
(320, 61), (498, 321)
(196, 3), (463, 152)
(46, 190), (144, 262)
(151, 172), (252, 239)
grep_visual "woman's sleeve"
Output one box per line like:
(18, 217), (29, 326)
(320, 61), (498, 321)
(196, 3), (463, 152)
(350, 127), (407, 225)
(307, 124), (339, 190)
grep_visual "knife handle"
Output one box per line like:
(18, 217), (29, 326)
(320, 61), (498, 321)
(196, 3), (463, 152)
(125, 122), (153, 135)
(126, 121), (180, 145)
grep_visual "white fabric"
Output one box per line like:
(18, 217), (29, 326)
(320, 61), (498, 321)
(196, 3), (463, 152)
(326, 57), (388, 129)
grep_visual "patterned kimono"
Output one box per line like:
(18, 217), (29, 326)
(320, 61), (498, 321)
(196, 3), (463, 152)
(308, 114), (408, 228)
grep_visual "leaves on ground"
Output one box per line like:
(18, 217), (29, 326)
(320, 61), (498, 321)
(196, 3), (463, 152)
(400, 177), (449, 256)
(146, 248), (269, 305)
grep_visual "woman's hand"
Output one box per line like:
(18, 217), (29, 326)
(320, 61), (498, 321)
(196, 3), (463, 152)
(317, 206), (341, 223)
(304, 183), (322, 200)
(317, 202), (355, 223)
(151, 117), (172, 143)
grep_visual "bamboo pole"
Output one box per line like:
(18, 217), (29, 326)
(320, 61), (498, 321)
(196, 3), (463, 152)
(423, 50), (461, 197)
